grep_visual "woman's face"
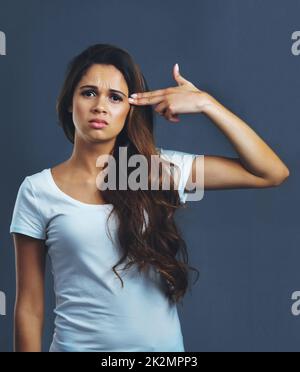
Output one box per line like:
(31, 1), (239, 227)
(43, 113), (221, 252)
(70, 63), (131, 144)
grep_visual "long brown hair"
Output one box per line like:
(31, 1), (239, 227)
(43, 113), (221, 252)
(56, 43), (199, 305)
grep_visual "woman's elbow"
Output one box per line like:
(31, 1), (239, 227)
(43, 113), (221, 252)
(270, 166), (290, 186)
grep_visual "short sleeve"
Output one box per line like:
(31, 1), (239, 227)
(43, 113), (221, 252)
(9, 177), (46, 240)
(157, 148), (202, 204)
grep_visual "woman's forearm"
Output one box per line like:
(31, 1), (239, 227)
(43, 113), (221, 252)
(14, 308), (44, 352)
(200, 95), (290, 183)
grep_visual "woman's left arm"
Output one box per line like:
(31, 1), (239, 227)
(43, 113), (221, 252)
(128, 63), (290, 190)
(188, 94), (290, 190)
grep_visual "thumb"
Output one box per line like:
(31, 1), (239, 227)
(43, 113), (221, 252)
(173, 63), (190, 86)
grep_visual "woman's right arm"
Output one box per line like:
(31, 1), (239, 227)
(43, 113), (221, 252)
(13, 233), (47, 352)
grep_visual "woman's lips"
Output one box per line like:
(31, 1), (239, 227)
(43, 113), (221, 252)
(89, 121), (108, 129)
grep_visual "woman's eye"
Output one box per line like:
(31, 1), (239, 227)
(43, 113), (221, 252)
(82, 90), (96, 97)
(110, 94), (123, 102)
(81, 90), (122, 103)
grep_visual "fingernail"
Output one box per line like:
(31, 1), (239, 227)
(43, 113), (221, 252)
(175, 63), (179, 72)
(130, 93), (137, 98)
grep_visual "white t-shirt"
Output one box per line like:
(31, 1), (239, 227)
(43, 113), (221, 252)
(9, 148), (199, 352)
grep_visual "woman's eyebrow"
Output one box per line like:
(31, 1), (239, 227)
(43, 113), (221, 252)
(79, 85), (127, 97)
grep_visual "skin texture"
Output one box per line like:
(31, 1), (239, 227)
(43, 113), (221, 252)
(70, 64), (131, 154)
(13, 234), (46, 352)
(13, 62), (290, 351)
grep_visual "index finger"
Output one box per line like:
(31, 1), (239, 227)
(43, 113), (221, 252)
(130, 88), (170, 99)
(128, 95), (164, 105)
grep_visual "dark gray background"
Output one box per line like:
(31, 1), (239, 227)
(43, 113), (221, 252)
(0, 0), (299, 352)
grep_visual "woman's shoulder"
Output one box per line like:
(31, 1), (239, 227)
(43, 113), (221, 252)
(155, 146), (198, 165)
(156, 146), (195, 155)
(14, 167), (54, 205)
(24, 160), (68, 189)
(23, 168), (50, 190)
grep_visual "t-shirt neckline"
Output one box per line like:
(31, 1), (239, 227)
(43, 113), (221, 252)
(45, 168), (114, 209)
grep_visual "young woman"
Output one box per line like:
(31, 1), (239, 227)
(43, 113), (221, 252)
(10, 43), (289, 352)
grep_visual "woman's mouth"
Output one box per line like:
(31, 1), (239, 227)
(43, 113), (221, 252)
(88, 121), (108, 129)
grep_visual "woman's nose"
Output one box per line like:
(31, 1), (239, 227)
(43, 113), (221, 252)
(92, 95), (108, 112)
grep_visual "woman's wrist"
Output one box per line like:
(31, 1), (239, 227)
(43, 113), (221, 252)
(196, 91), (220, 114)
